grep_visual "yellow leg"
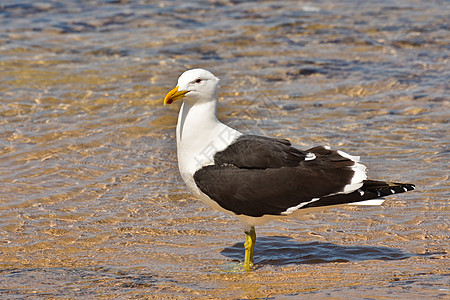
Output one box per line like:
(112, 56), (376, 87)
(244, 226), (256, 271)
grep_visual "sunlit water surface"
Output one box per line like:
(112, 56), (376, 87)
(0, 0), (448, 298)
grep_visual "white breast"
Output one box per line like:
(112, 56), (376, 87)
(175, 101), (242, 197)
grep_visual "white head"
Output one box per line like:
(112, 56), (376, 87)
(164, 69), (220, 105)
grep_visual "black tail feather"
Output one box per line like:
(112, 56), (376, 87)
(304, 180), (415, 209)
(361, 180), (415, 197)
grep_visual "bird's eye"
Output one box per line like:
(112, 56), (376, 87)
(195, 79), (202, 84)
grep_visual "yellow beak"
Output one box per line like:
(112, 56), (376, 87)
(163, 86), (188, 105)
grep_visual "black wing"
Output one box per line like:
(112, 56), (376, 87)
(194, 135), (391, 217)
(213, 135), (307, 169)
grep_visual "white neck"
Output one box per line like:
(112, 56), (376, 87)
(176, 100), (218, 143)
(176, 99), (241, 182)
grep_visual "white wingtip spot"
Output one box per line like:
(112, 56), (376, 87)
(305, 152), (316, 161)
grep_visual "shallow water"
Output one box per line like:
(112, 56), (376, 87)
(0, 0), (449, 298)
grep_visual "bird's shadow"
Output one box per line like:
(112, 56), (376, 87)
(220, 236), (412, 266)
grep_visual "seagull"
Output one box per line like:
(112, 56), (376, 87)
(163, 68), (415, 271)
